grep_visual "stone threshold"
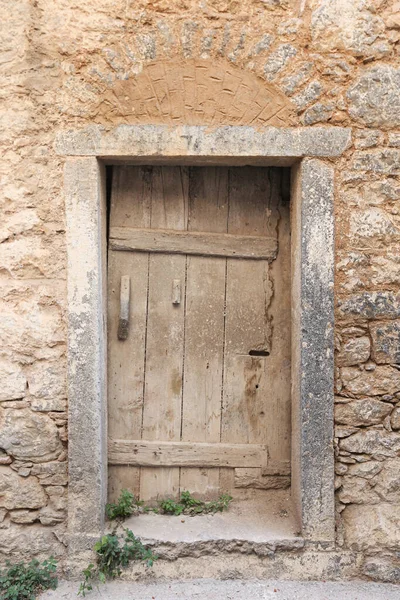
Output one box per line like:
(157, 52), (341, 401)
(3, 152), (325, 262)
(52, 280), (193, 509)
(113, 491), (304, 559)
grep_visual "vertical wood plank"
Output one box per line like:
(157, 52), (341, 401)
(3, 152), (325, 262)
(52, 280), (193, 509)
(108, 465), (140, 504)
(221, 168), (278, 481)
(180, 168), (228, 498)
(108, 166), (152, 499)
(263, 169), (291, 464)
(140, 167), (188, 502)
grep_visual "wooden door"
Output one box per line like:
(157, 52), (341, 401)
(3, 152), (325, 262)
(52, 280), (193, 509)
(107, 166), (291, 502)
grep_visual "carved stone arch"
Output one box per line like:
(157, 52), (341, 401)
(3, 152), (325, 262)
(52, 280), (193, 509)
(99, 59), (295, 126)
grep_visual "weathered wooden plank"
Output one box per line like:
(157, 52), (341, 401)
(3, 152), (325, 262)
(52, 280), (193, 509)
(107, 166), (152, 499)
(140, 166), (188, 501)
(261, 169), (292, 466)
(110, 226), (277, 260)
(222, 168), (275, 449)
(108, 466), (141, 503)
(234, 467), (290, 490)
(180, 167), (228, 497)
(108, 440), (268, 468)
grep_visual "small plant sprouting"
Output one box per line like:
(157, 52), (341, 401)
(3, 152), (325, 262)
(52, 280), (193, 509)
(79, 490), (156, 597)
(78, 529), (156, 597)
(0, 557), (58, 600)
(158, 491), (233, 516)
(105, 489), (141, 521)
(79, 489), (232, 595)
(105, 488), (233, 520)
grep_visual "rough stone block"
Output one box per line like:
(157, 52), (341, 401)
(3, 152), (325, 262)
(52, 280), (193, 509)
(31, 461), (68, 486)
(0, 284), (65, 359)
(311, 0), (390, 58)
(343, 504), (400, 550)
(337, 475), (379, 504)
(335, 398), (392, 426)
(363, 557), (400, 583)
(347, 461), (382, 479)
(352, 150), (400, 174)
(347, 66), (400, 127)
(0, 209), (40, 244)
(337, 253), (400, 294)
(27, 360), (67, 399)
(31, 398), (67, 412)
(48, 493), (67, 512)
(0, 236), (66, 279)
(354, 129), (384, 149)
(0, 468), (46, 510)
(388, 133), (400, 148)
(340, 430), (400, 457)
(39, 507), (66, 526)
(337, 291), (400, 320)
(373, 458), (400, 502)
(336, 336), (370, 366)
(263, 44), (297, 80)
(46, 485), (66, 497)
(302, 102), (334, 125)
(9, 510), (39, 524)
(0, 359), (26, 401)
(363, 178), (400, 204)
(0, 408), (62, 463)
(349, 208), (400, 245)
(292, 81), (322, 111)
(282, 63), (313, 95)
(370, 321), (400, 364)
(341, 365), (400, 396)
(391, 407), (400, 430)
(0, 524), (65, 561)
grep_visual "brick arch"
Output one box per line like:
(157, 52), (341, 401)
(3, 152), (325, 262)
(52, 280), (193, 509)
(98, 59), (295, 127)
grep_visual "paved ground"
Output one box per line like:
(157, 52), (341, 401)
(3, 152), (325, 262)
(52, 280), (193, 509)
(40, 578), (400, 599)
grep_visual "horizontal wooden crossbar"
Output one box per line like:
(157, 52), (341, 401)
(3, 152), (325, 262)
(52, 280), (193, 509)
(109, 227), (277, 260)
(108, 439), (271, 469)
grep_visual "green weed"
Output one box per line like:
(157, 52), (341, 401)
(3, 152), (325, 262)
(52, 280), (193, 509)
(0, 557), (57, 600)
(78, 529), (156, 596)
(105, 489), (141, 521)
(158, 491), (232, 516)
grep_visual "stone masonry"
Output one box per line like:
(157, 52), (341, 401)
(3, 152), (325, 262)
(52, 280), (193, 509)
(1, 0), (400, 584)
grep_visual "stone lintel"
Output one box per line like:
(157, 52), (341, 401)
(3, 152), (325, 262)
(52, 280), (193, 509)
(56, 125), (351, 161)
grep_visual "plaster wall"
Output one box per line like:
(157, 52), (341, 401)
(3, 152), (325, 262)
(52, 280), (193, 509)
(1, 0), (400, 583)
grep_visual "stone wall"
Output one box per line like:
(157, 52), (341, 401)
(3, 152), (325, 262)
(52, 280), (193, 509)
(1, 0), (400, 582)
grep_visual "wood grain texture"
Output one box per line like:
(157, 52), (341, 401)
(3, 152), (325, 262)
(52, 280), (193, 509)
(261, 169), (292, 465)
(140, 166), (188, 501)
(108, 166), (152, 498)
(109, 440), (268, 468)
(234, 468), (290, 489)
(222, 168), (274, 451)
(110, 227), (277, 260)
(180, 168), (228, 497)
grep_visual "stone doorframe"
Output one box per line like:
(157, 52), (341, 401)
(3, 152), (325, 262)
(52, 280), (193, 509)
(56, 124), (351, 561)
